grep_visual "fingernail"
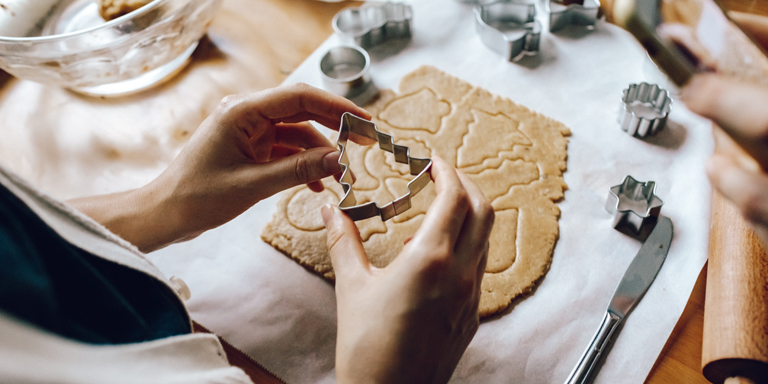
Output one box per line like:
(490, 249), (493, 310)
(322, 151), (342, 175)
(321, 203), (335, 227)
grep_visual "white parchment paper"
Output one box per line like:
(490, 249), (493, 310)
(150, 1), (713, 383)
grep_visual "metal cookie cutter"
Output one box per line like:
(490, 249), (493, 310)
(605, 175), (664, 234)
(335, 113), (432, 222)
(320, 45), (379, 106)
(547, 0), (600, 32)
(474, 1), (541, 62)
(332, 2), (413, 49)
(619, 82), (672, 138)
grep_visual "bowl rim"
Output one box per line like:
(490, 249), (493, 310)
(0, 0), (168, 42)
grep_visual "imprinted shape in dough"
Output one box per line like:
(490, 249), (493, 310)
(262, 66), (569, 318)
(379, 88), (450, 133)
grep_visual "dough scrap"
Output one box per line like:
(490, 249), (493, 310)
(262, 65), (570, 317)
(99, 0), (153, 21)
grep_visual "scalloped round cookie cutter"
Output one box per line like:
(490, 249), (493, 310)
(335, 113), (433, 222)
(619, 82), (672, 138)
(332, 2), (413, 49)
(474, 1), (541, 62)
(319, 45), (379, 106)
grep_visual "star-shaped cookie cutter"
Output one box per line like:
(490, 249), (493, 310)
(332, 2), (413, 49)
(619, 82), (672, 138)
(335, 113), (433, 222)
(605, 176), (664, 234)
(474, 1), (541, 62)
(547, 0), (600, 32)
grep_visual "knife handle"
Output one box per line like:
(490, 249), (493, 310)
(564, 311), (622, 384)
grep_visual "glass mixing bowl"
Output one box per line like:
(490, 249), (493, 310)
(0, 0), (222, 96)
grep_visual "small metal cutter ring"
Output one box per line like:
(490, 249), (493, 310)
(474, 1), (541, 62)
(335, 113), (433, 222)
(320, 45), (378, 106)
(605, 175), (664, 234)
(332, 2), (413, 49)
(619, 82), (672, 138)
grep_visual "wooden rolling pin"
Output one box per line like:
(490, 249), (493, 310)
(700, 7), (768, 384)
(702, 130), (768, 384)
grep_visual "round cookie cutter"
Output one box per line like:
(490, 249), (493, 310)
(320, 45), (379, 106)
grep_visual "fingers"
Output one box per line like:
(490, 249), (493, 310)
(218, 83), (372, 139)
(307, 180), (325, 193)
(729, 12), (768, 50)
(247, 147), (342, 197)
(453, 170), (495, 266)
(322, 204), (371, 279)
(409, 157), (470, 258)
(269, 144), (326, 193)
(707, 154), (768, 226)
(682, 74), (768, 168)
(274, 122), (334, 150)
(683, 75), (768, 138)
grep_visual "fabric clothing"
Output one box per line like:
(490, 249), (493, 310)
(0, 164), (252, 384)
(0, 182), (189, 345)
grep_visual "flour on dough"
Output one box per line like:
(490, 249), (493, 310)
(262, 65), (570, 317)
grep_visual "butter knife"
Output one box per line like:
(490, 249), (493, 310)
(565, 216), (673, 384)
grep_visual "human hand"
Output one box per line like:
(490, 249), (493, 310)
(71, 83), (373, 252)
(680, 12), (768, 247)
(322, 157), (494, 384)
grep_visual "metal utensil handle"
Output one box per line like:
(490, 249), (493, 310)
(564, 311), (622, 384)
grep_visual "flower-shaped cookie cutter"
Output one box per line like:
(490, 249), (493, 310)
(619, 82), (672, 138)
(335, 113), (433, 222)
(474, 1), (541, 62)
(332, 2), (413, 49)
(605, 175), (664, 234)
(547, 0), (600, 32)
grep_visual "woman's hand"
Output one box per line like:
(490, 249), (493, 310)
(70, 83), (373, 252)
(322, 157), (494, 384)
(680, 12), (768, 247)
(682, 74), (768, 246)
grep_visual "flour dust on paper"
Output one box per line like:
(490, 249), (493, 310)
(262, 65), (570, 317)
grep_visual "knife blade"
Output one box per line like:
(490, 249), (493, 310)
(565, 216), (673, 384)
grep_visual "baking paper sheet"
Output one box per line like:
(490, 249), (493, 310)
(147, 1), (713, 383)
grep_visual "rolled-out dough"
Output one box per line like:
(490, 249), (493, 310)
(262, 65), (570, 317)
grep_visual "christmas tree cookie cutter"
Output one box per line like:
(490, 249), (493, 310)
(335, 113), (433, 221)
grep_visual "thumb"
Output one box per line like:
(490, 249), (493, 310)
(682, 74), (768, 168)
(321, 204), (370, 279)
(252, 148), (342, 198)
(707, 154), (768, 224)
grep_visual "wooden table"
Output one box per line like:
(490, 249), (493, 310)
(0, 0), (764, 383)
